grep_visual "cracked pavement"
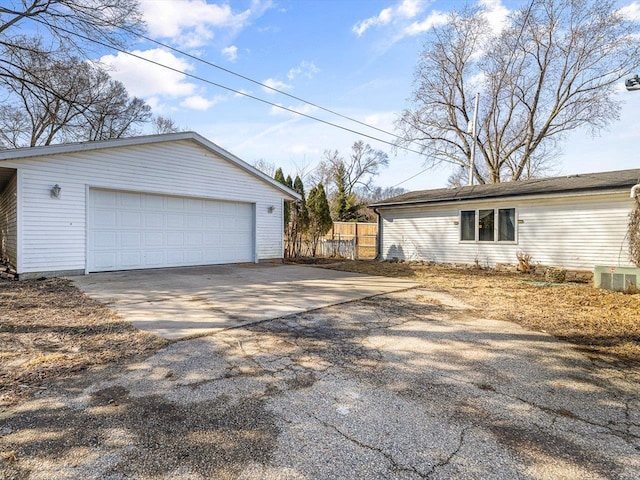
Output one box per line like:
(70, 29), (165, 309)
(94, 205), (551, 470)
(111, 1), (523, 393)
(2, 288), (639, 479)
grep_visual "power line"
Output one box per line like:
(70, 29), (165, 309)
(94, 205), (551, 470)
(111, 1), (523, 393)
(90, 19), (412, 145)
(29, 16), (435, 158)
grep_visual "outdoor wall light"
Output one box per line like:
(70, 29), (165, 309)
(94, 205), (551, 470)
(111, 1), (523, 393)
(51, 184), (62, 199)
(267, 205), (275, 213)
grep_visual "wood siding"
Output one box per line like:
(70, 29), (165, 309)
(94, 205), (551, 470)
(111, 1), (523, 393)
(2, 140), (286, 274)
(0, 172), (17, 267)
(379, 192), (635, 270)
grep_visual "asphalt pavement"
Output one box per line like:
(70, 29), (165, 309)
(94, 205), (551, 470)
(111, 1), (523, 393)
(1, 288), (639, 479)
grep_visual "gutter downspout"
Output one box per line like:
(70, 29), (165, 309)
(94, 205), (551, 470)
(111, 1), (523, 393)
(631, 184), (640, 199)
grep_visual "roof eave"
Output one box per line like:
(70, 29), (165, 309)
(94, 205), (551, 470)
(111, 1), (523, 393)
(0, 132), (300, 201)
(371, 185), (633, 209)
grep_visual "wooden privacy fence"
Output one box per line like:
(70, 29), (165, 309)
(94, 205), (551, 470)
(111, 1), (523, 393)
(319, 222), (378, 260)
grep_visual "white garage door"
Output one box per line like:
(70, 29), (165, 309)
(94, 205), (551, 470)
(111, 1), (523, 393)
(88, 189), (254, 272)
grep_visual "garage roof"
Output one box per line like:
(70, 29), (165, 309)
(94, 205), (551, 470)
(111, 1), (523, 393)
(371, 168), (640, 208)
(0, 131), (301, 201)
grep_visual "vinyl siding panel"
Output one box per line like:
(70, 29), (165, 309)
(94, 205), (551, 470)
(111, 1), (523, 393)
(0, 172), (17, 267)
(2, 140), (285, 274)
(379, 193), (634, 270)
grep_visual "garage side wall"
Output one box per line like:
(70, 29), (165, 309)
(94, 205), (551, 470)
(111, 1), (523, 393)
(2, 140), (285, 274)
(378, 192), (634, 270)
(0, 172), (18, 268)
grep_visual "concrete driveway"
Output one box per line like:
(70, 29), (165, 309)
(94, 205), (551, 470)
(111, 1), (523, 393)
(2, 288), (638, 479)
(70, 264), (420, 339)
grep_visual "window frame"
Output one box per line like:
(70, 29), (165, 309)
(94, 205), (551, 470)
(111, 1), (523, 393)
(458, 207), (518, 244)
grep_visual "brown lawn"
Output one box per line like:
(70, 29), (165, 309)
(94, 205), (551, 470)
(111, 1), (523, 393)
(0, 278), (168, 407)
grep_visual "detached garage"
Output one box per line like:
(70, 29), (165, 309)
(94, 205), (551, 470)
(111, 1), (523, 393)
(0, 132), (299, 279)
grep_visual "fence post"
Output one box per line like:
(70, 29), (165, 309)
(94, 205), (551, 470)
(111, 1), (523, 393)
(354, 222), (359, 260)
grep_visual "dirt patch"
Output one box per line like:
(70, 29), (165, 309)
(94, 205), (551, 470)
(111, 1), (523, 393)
(0, 278), (168, 408)
(285, 257), (347, 265)
(324, 261), (640, 365)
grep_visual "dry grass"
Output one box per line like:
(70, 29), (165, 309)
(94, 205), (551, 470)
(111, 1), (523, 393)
(0, 278), (168, 407)
(326, 261), (640, 366)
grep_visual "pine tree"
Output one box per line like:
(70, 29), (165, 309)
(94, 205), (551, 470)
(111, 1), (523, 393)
(308, 183), (333, 256)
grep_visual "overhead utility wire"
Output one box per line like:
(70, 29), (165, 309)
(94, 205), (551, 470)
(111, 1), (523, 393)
(29, 17), (434, 157)
(92, 21), (410, 144)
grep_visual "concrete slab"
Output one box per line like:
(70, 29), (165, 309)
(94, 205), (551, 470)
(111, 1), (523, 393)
(69, 264), (419, 339)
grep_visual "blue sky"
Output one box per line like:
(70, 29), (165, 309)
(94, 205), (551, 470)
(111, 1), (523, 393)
(96, 0), (640, 191)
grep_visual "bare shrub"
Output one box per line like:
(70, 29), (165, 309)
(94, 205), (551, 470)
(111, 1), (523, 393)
(516, 251), (535, 274)
(544, 267), (567, 283)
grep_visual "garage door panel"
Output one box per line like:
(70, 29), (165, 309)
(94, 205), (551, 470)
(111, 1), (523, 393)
(119, 192), (142, 208)
(186, 232), (204, 246)
(121, 232), (141, 248)
(92, 190), (117, 207)
(92, 231), (117, 248)
(166, 214), (184, 228)
(144, 213), (163, 228)
(121, 252), (142, 267)
(166, 197), (184, 210)
(88, 189), (254, 272)
(144, 232), (164, 247)
(121, 211), (142, 227)
(185, 215), (203, 229)
(144, 251), (164, 266)
(166, 232), (184, 246)
(144, 195), (164, 209)
(93, 210), (117, 227)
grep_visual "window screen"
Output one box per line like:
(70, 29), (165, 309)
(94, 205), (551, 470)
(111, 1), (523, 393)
(478, 209), (494, 242)
(460, 211), (475, 241)
(498, 208), (515, 241)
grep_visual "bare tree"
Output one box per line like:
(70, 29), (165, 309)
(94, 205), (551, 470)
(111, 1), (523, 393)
(85, 80), (151, 141)
(0, 1), (142, 53)
(252, 158), (277, 177)
(0, 1), (144, 142)
(0, 39), (150, 146)
(315, 141), (389, 197)
(398, 0), (640, 184)
(152, 116), (183, 135)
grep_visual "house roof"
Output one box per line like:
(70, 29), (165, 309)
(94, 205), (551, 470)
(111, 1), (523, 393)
(371, 168), (640, 208)
(0, 132), (301, 200)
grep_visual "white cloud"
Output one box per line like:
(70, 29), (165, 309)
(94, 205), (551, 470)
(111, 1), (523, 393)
(180, 95), (222, 110)
(262, 78), (292, 93)
(140, 0), (273, 48)
(287, 61), (320, 81)
(480, 0), (509, 35)
(620, 1), (640, 21)
(402, 10), (448, 36)
(99, 48), (196, 98)
(353, 0), (427, 36)
(222, 45), (238, 62)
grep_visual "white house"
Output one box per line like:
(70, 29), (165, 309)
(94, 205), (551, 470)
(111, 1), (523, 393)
(371, 169), (640, 272)
(0, 132), (299, 279)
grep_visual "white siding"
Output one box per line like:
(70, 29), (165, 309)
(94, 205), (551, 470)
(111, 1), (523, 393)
(0, 172), (17, 267)
(2, 140), (285, 274)
(379, 193), (635, 270)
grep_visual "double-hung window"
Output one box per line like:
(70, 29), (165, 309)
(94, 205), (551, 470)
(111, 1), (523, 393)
(460, 208), (516, 243)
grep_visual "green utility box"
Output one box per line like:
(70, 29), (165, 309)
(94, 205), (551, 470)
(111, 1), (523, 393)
(594, 266), (639, 292)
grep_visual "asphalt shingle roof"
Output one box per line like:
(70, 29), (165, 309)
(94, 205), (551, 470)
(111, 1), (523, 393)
(371, 168), (640, 208)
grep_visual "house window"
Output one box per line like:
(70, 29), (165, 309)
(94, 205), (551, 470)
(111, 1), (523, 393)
(498, 208), (516, 241)
(478, 209), (494, 242)
(460, 208), (517, 243)
(460, 210), (475, 241)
